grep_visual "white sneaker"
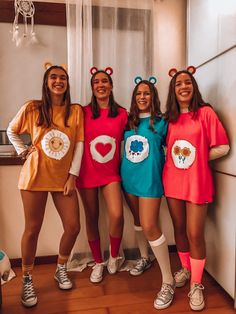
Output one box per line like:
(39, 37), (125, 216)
(188, 283), (205, 311)
(54, 264), (72, 290)
(90, 263), (105, 283)
(107, 256), (124, 274)
(174, 268), (190, 287)
(130, 257), (152, 276)
(154, 282), (175, 310)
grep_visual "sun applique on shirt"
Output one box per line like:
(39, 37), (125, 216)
(41, 129), (70, 160)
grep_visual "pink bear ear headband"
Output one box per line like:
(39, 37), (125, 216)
(134, 76), (157, 85)
(168, 65), (196, 77)
(90, 66), (113, 76)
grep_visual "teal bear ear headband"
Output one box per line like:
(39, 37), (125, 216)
(134, 76), (157, 85)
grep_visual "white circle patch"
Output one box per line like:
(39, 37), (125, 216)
(41, 129), (70, 160)
(90, 135), (116, 163)
(171, 139), (196, 169)
(125, 135), (149, 163)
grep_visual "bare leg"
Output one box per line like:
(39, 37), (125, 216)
(52, 190), (80, 261)
(78, 187), (99, 240)
(166, 197), (189, 252)
(186, 202), (207, 259)
(101, 182), (123, 238)
(20, 190), (48, 272)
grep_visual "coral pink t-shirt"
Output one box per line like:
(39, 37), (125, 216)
(76, 104), (128, 188)
(163, 106), (229, 204)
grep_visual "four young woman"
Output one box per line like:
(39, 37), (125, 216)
(7, 65), (229, 311)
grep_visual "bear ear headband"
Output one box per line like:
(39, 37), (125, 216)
(168, 66), (196, 77)
(90, 66), (113, 76)
(134, 76), (157, 85)
(44, 62), (67, 71)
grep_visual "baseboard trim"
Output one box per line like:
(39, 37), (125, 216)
(10, 245), (177, 267)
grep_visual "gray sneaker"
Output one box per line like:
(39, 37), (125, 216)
(54, 264), (72, 290)
(21, 274), (37, 308)
(130, 257), (152, 276)
(188, 283), (205, 311)
(154, 282), (175, 310)
(174, 268), (190, 287)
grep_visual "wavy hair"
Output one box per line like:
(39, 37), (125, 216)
(90, 70), (121, 119)
(165, 70), (210, 122)
(37, 65), (71, 128)
(128, 80), (162, 132)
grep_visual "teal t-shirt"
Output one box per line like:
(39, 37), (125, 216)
(121, 116), (167, 198)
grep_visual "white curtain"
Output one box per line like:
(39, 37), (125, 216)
(66, 0), (155, 265)
(66, 0), (154, 108)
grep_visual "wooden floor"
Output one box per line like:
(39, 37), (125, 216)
(1, 253), (235, 314)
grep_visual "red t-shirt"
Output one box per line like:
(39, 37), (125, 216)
(163, 106), (229, 204)
(76, 104), (128, 188)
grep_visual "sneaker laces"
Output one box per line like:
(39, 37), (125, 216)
(158, 283), (175, 300)
(188, 283), (204, 301)
(92, 263), (105, 275)
(57, 264), (70, 284)
(23, 276), (36, 300)
(135, 258), (148, 271)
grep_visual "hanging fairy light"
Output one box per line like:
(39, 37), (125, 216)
(12, 0), (38, 47)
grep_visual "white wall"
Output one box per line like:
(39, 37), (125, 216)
(0, 23), (67, 129)
(187, 0), (236, 299)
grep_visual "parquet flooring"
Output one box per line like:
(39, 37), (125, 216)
(1, 253), (235, 314)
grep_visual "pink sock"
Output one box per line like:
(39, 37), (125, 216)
(190, 257), (206, 284)
(88, 239), (103, 263)
(109, 235), (122, 258)
(178, 251), (191, 271)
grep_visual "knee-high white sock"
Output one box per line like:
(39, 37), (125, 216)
(149, 234), (174, 285)
(134, 225), (149, 259)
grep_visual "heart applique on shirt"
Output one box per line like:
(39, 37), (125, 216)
(95, 142), (112, 157)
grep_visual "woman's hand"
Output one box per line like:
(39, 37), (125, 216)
(19, 145), (35, 160)
(63, 174), (77, 196)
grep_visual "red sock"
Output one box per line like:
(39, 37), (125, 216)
(178, 251), (191, 271)
(88, 239), (103, 263)
(109, 235), (122, 258)
(190, 257), (206, 284)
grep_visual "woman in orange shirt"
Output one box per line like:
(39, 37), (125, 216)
(7, 64), (84, 308)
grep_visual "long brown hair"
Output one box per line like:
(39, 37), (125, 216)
(90, 70), (121, 119)
(165, 70), (210, 122)
(37, 65), (71, 128)
(128, 80), (162, 132)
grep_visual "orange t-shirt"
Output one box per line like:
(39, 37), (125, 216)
(9, 101), (84, 191)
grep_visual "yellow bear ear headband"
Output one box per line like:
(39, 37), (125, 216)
(168, 65), (196, 77)
(44, 62), (67, 71)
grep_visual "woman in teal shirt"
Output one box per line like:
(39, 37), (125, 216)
(121, 78), (175, 310)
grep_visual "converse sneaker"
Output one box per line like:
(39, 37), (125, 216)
(107, 256), (124, 274)
(90, 263), (105, 283)
(174, 268), (190, 287)
(154, 282), (175, 310)
(188, 283), (205, 311)
(21, 274), (37, 308)
(54, 264), (72, 290)
(130, 257), (152, 276)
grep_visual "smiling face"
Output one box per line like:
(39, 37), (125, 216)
(175, 72), (194, 110)
(135, 83), (152, 113)
(91, 72), (113, 103)
(47, 68), (68, 96)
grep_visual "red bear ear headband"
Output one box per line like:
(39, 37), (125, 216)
(90, 66), (113, 76)
(168, 65), (196, 77)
